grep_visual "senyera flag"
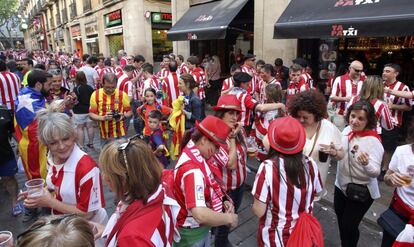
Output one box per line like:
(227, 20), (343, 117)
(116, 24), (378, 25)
(14, 87), (47, 180)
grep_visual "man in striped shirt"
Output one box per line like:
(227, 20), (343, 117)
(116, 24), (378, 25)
(0, 60), (20, 113)
(381, 63), (412, 177)
(176, 55), (189, 76)
(329, 60), (364, 131)
(89, 73), (132, 142)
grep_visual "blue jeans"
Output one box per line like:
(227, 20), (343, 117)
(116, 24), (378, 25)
(131, 99), (144, 135)
(214, 184), (245, 246)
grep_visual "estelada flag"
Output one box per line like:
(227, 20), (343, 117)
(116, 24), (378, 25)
(14, 87), (47, 180)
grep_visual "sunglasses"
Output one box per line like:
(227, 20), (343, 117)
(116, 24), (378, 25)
(117, 134), (141, 172)
(17, 214), (76, 240)
(351, 67), (363, 73)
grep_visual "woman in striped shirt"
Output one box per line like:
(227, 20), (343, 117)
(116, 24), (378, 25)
(251, 116), (323, 247)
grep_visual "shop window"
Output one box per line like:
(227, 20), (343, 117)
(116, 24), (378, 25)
(108, 34), (124, 58)
(152, 29), (173, 62)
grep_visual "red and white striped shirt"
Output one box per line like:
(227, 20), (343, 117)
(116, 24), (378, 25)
(45, 145), (106, 222)
(228, 87), (258, 127)
(142, 75), (160, 93)
(115, 66), (124, 79)
(300, 72), (314, 88)
(384, 81), (412, 127)
(258, 78), (281, 104)
(162, 72), (180, 107)
(190, 67), (206, 100)
(119, 57), (127, 69)
(330, 73), (364, 115)
(208, 130), (248, 190)
(251, 110), (281, 161)
(117, 74), (133, 98)
(103, 184), (180, 247)
(157, 68), (170, 79)
(174, 140), (223, 228)
(99, 67), (117, 81)
(252, 157), (322, 247)
(241, 65), (258, 97)
(348, 96), (394, 134)
(286, 80), (309, 105)
(221, 77), (234, 92)
(178, 63), (189, 76)
(0, 71), (20, 111)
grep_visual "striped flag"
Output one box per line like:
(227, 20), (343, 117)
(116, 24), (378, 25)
(14, 87), (47, 180)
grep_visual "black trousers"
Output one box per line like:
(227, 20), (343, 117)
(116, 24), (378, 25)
(214, 184), (245, 246)
(205, 79), (222, 106)
(334, 186), (374, 247)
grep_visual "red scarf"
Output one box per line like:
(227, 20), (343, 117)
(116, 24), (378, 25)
(105, 191), (164, 246)
(348, 129), (381, 142)
(182, 141), (224, 212)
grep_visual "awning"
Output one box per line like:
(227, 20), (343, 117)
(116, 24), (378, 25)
(168, 0), (249, 41)
(274, 0), (414, 39)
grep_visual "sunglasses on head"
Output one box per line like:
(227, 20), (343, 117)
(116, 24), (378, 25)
(117, 134), (142, 172)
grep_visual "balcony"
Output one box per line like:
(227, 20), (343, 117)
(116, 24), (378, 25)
(62, 8), (68, 23)
(83, 0), (92, 13)
(70, 2), (77, 19)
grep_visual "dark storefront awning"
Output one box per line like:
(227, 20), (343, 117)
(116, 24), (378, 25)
(168, 0), (249, 41)
(274, 0), (414, 39)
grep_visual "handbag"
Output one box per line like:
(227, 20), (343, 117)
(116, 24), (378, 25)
(377, 208), (406, 238)
(345, 141), (371, 203)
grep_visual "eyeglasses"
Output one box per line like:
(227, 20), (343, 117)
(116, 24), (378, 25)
(351, 67), (363, 73)
(117, 134), (141, 172)
(17, 214), (76, 240)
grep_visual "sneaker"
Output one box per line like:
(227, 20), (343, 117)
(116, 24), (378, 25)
(11, 202), (24, 216)
(86, 143), (95, 150)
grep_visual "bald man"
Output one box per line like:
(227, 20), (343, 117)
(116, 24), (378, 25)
(329, 60), (365, 130)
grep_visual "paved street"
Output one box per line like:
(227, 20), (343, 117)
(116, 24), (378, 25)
(0, 127), (385, 246)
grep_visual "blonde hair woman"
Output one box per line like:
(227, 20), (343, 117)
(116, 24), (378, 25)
(97, 137), (180, 247)
(347, 75), (394, 133)
(16, 215), (95, 247)
(205, 55), (222, 105)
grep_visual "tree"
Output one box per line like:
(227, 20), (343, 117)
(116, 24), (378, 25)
(0, 0), (19, 48)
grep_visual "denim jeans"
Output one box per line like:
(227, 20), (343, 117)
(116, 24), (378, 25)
(131, 99), (144, 135)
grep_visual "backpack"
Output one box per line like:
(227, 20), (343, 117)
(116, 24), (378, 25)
(275, 157), (324, 247)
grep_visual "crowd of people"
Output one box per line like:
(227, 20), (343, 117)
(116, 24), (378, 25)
(0, 47), (413, 247)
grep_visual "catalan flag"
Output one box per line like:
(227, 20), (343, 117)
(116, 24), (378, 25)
(169, 96), (186, 160)
(14, 87), (47, 180)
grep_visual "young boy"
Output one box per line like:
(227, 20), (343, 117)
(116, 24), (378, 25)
(147, 110), (169, 168)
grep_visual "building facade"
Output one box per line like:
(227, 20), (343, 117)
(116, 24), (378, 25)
(171, 0), (297, 68)
(19, 0), (172, 63)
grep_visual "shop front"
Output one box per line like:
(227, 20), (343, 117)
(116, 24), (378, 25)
(85, 21), (99, 55)
(104, 9), (124, 58)
(274, 0), (414, 84)
(151, 12), (173, 62)
(71, 25), (83, 57)
(168, 0), (254, 73)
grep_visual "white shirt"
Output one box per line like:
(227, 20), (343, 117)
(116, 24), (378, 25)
(389, 144), (414, 209)
(303, 119), (342, 185)
(79, 65), (99, 89)
(335, 126), (384, 199)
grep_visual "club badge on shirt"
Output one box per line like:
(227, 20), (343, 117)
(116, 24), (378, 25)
(196, 185), (204, 200)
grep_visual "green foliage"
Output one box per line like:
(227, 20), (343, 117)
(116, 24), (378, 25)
(0, 0), (18, 26)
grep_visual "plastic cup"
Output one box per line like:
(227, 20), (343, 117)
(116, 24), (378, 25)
(319, 150), (329, 163)
(25, 178), (45, 197)
(400, 174), (413, 187)
(0, 231), (13, 247)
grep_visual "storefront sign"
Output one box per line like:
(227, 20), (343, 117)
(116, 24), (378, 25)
(104, 26), (123, 35)
(331, 25), (358, 37)
(195, 15), (213, 22)
(187, 33), (198, 40)
(335, 0), (380, 7)
(85, 38), (97, 43)
(104, 9), (122, 28)
(71, 25), (81, 38)
(151, 12), (172, 24)
(85, 23), (98, 36)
